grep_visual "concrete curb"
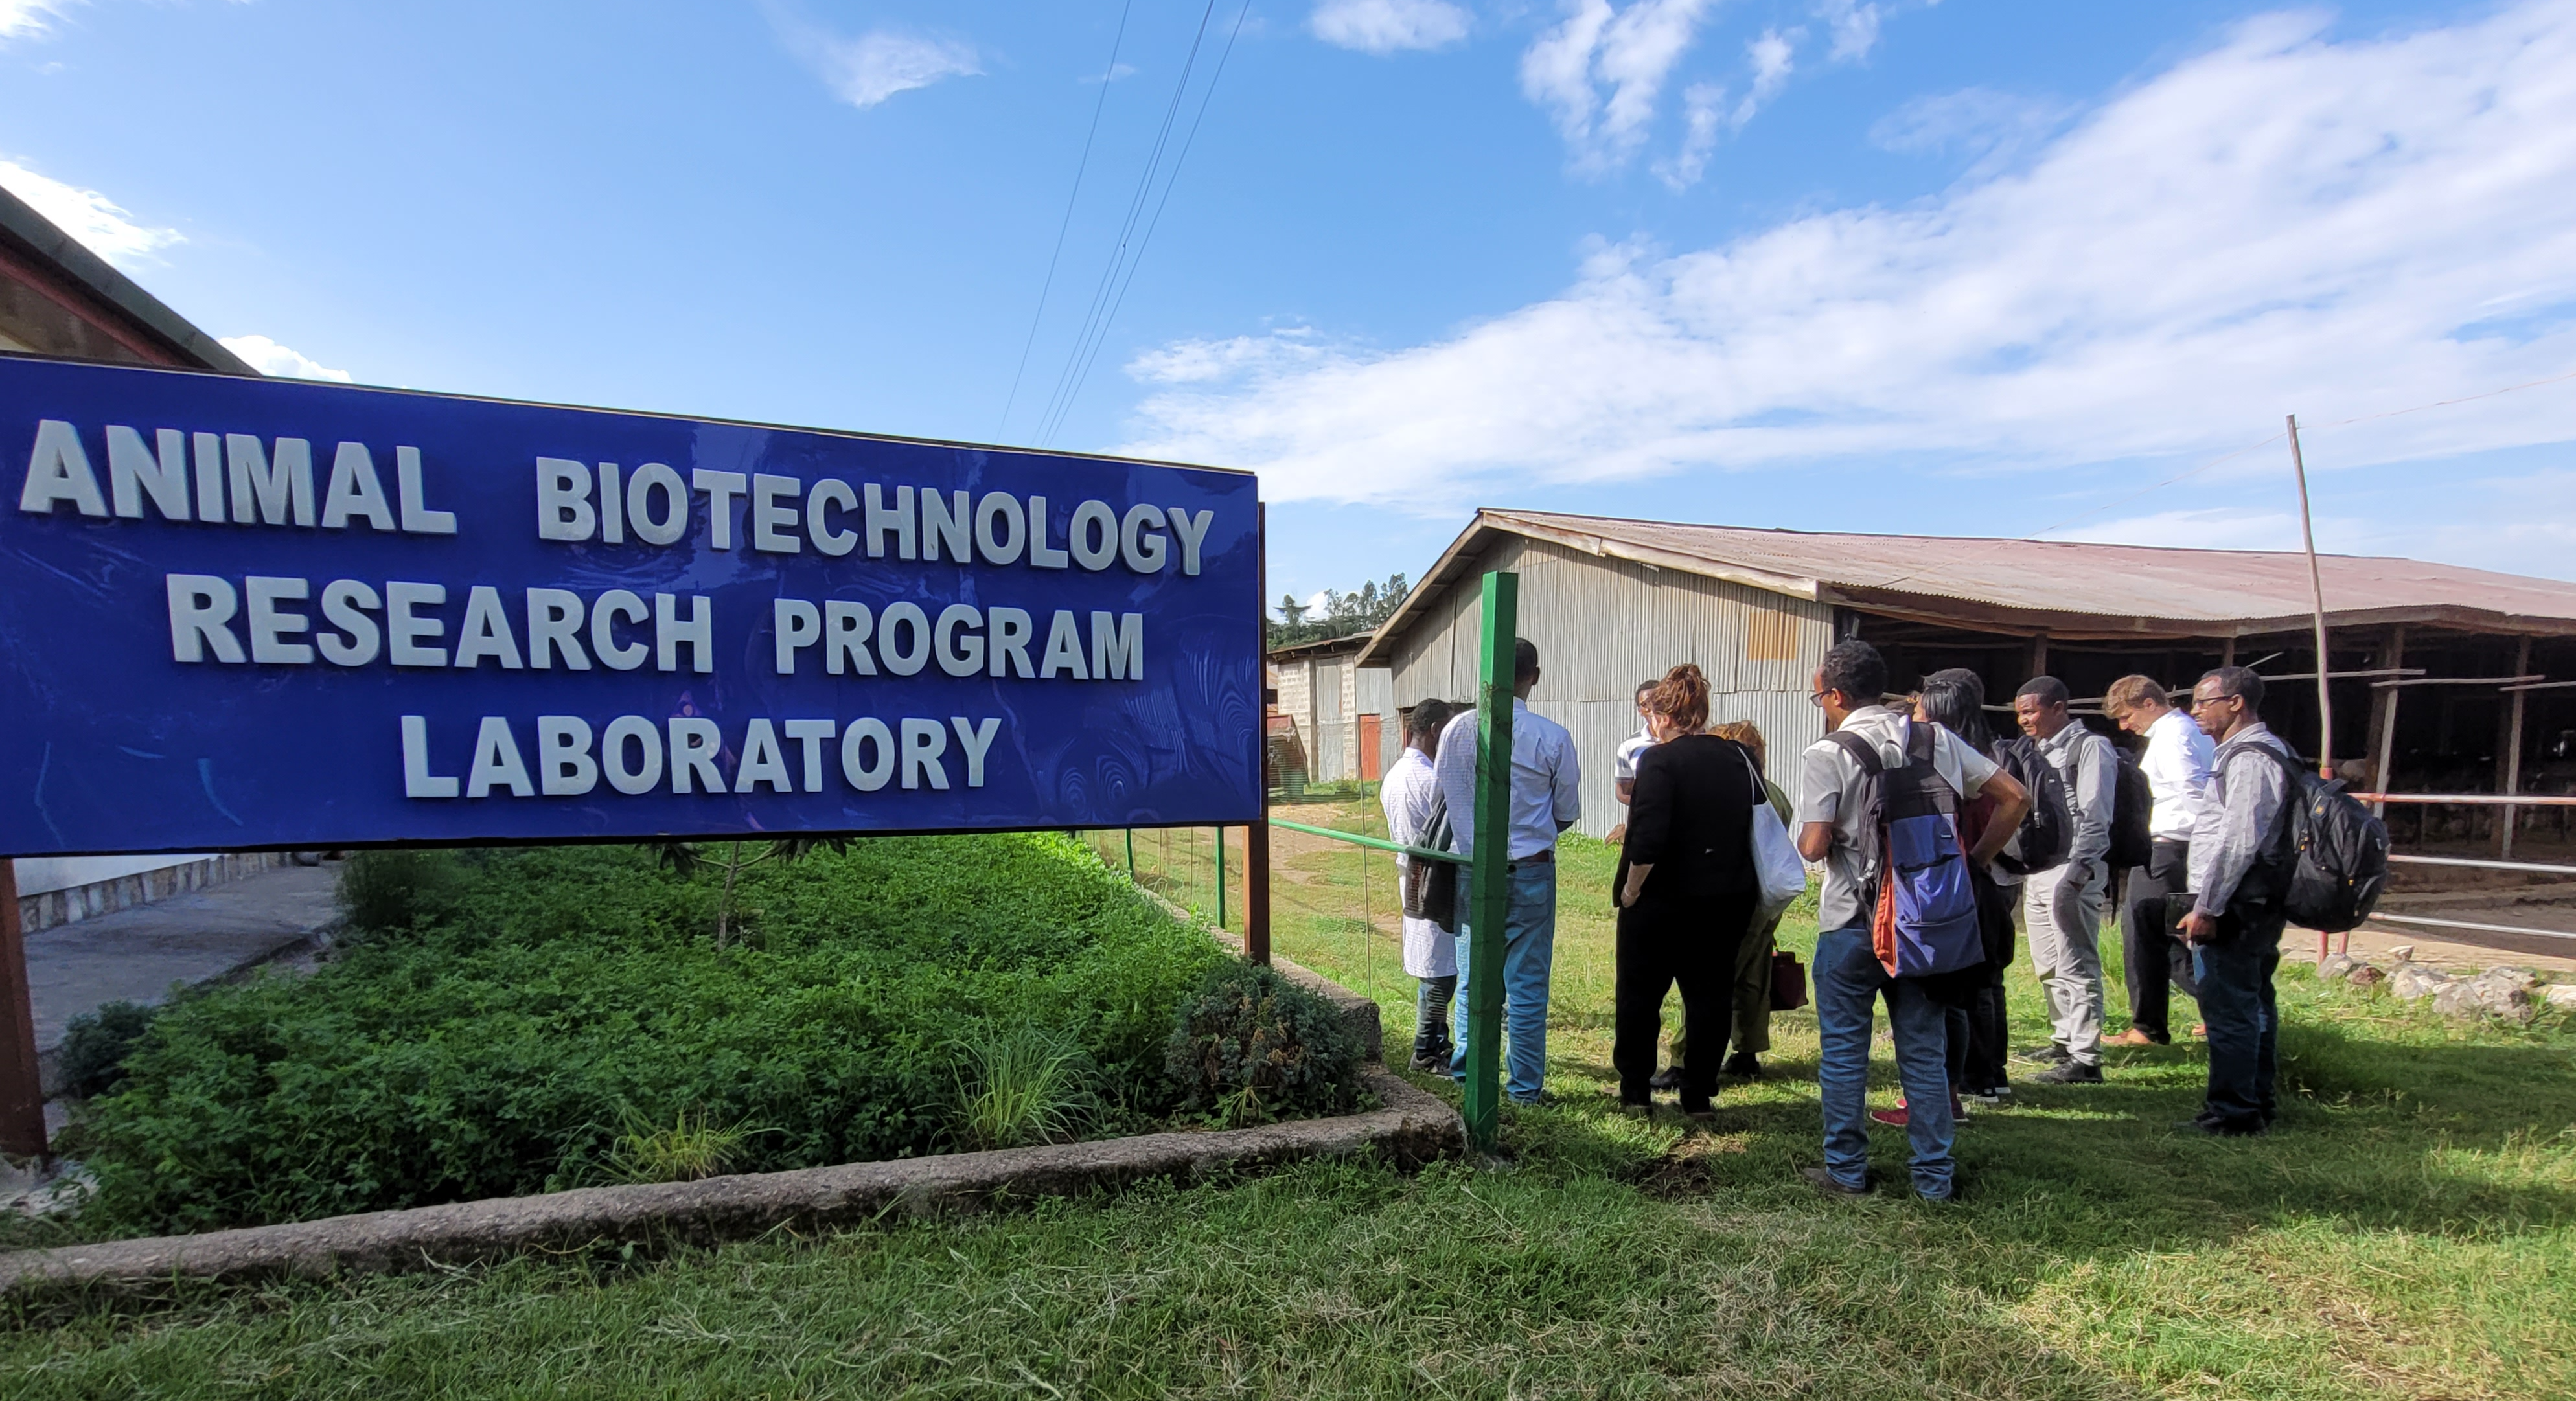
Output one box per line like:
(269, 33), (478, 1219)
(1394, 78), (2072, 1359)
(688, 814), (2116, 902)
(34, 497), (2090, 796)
(0, 1065), (1458, 1297)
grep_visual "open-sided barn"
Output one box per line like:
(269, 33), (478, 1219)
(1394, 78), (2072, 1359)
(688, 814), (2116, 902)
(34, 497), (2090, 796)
(1358, 509), (2576, 843)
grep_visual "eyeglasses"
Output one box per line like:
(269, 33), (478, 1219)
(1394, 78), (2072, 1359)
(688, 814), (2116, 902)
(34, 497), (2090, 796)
(1808, 691), (1831, 709)
(2190, 694), (2239, 712)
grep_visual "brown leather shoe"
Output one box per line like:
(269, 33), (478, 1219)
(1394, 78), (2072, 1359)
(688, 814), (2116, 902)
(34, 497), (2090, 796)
(2104, 1028), (2160, 1047)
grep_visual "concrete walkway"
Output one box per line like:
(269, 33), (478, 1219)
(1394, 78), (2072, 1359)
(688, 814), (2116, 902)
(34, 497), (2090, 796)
(25, 861), (343, 1093)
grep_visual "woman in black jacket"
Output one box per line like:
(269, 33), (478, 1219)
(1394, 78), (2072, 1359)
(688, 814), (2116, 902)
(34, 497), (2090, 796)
(1613, 663), (1763, 1119)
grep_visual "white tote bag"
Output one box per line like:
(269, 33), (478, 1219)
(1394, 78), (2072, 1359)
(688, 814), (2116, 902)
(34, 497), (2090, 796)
(1744, 750), (1808, 922)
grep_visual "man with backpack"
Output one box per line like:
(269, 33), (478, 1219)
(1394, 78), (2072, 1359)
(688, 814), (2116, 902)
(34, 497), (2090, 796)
(2181, 666), (2295, 1136)
(2012, 676), (2121, 1085)
(1797, 641), (2029, 1201)
(2104, 675), (2215, 1047)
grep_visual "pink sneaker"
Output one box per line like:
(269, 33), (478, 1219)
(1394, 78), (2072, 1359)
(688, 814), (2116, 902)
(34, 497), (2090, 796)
(1869, 1094), (1966, 1129)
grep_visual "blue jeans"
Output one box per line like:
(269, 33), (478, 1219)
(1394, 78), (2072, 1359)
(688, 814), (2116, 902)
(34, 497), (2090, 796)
(1815, 925), (1957, 1199)
(1449, 860), (1559, 1102)
(2191, 911), (2284, 1132)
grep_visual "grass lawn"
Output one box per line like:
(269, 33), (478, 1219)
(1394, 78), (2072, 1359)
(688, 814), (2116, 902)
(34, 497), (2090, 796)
(7, 803), (2573, 1398)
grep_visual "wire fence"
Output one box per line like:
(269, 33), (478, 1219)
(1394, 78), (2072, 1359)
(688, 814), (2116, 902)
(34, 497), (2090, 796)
(1078, 782), (1425, 1008)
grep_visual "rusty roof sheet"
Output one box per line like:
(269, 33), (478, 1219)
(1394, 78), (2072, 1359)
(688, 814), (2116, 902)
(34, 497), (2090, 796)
(1359, 510), (2576, 660)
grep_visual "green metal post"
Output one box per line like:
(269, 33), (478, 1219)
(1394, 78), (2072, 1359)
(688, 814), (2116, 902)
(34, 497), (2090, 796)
(1215, 826), (1227, 931)
(1125, 828), (1135, 877)
(1463, 570), (1517, 1153)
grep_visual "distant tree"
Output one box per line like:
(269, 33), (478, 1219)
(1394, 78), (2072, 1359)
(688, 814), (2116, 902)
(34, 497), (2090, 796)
(1267, 573), (1409, 649)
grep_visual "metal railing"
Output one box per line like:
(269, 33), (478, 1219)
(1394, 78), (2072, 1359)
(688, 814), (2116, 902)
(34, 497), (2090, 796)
(2331, 790), (2576, 946)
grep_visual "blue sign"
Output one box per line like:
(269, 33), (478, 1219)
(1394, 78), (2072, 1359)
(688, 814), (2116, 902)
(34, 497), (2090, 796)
(0, 356), (1263, 856)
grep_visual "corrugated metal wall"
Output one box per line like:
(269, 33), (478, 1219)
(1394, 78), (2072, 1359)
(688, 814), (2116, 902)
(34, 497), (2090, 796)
(1356, 666), (1397, 776)
(1385, 535), (1834, 837)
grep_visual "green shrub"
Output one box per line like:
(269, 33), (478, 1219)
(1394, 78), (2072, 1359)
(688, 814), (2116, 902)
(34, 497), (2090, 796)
(1165, 962), (1363, 1126)
(606, 1108), (761, 1184)
(67, 834), (1229, 1237)
(335, 849), (465, 933)
(952, 1026), (1100, 1152)
(54, 999), (159, 1100)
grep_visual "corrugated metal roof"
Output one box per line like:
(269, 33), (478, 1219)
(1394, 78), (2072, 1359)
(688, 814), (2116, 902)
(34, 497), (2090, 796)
(0, 183), (257, 376)
(1267, 631), (1374, 661)
(1357, 509), (2576, 662)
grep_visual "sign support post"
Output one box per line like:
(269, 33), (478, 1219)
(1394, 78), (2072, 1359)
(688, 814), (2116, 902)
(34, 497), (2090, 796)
(1462, 570), (1517, 1152)
(1248, 503), (1272, 966)
(0, 859), (44, 1161)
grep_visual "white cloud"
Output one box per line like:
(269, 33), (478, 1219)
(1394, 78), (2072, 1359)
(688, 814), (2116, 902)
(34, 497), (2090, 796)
(1119, 1), (2576, 532)
(1869, 86), (2070, 165)
(2051, 508), (2311, 552)
(0, 158), (181, 269)
(0, 1), (74, 43)
(819, 31), (979, 108)
(1311, 0), (1471, 54)
(1815, 0), (1882, 63)
(1730, 26), (1799, 129)
(220, 335), (352, 382)
(1652, 82), (1723, 190)
(1522, 0), (1718, 172)
(765, 6), (979, 110)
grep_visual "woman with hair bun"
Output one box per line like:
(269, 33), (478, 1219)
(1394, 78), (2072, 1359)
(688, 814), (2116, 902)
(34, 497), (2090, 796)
(1613, 663), (1764, 1119)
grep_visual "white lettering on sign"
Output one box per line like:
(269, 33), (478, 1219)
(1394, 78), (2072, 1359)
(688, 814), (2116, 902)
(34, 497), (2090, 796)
(393, 713), (1009, 800)
(22, 411), (1232, 829)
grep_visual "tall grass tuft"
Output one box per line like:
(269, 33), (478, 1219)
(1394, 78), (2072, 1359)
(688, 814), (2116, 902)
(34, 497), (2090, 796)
(952, 1027), (1098, 1152)
(606, 1108), (759, 1183)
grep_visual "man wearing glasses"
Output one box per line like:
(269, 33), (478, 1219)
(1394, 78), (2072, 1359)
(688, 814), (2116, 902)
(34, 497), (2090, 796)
(2179, 666), (2294, 1136)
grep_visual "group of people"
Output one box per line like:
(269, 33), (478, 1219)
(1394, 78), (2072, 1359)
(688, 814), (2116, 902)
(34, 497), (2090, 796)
(1378, 636), (2297, 1203)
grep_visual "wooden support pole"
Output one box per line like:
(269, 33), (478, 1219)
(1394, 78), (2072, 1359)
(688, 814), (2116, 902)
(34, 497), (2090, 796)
(2370, 625), (2408, 818)
(1463, 570), (1518, 1153)
(0, 859), (46, 1161)
(2502, 637), (2531, 860)
(1248, 504), (1271, 966)
(2287, 415), (2334, 779)
(1214, 826), (1226, 931)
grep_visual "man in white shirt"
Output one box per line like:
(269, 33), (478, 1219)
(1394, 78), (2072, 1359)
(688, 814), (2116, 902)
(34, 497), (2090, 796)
(1795, 640), (2024, 1202)
(1382, 699), (1458, 1072)
(2102, 674), (2216, 1047)
(1611, 679), (1659, 810)
(1432, 639), (1581, 1104)
(2012, 675), (2120, 1084)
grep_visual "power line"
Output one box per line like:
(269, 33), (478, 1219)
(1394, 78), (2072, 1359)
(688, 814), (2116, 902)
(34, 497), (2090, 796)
(1856, 361), (2576, 593)
(2314, 364), (2576, 430)
(998, 1), (1133, 440)
(1032, 0), (1226, 448)
(1041, 0), (1253, 448)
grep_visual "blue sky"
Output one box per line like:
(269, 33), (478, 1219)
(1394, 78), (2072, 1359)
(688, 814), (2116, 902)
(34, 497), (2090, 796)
(5, 0), (2573, 614)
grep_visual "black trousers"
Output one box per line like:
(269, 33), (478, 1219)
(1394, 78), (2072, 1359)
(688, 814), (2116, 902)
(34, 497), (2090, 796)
(1614, 889), (1754, 1113)
(2122, 840), (2200, 1040)
(1959, 865), (2015, 1094)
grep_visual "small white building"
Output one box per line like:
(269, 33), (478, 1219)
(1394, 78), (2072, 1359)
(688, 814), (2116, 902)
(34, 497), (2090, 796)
(1267, 633), (1396, 786)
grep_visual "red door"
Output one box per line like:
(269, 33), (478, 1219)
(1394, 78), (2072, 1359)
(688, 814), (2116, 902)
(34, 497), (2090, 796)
(1357, 714), (1383, 781)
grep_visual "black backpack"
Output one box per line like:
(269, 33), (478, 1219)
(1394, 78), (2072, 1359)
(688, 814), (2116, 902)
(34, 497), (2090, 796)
(2244, 745), (2389, 933)
(2106, 747), (2156, 871)
(1991, 735), (2070, 877)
